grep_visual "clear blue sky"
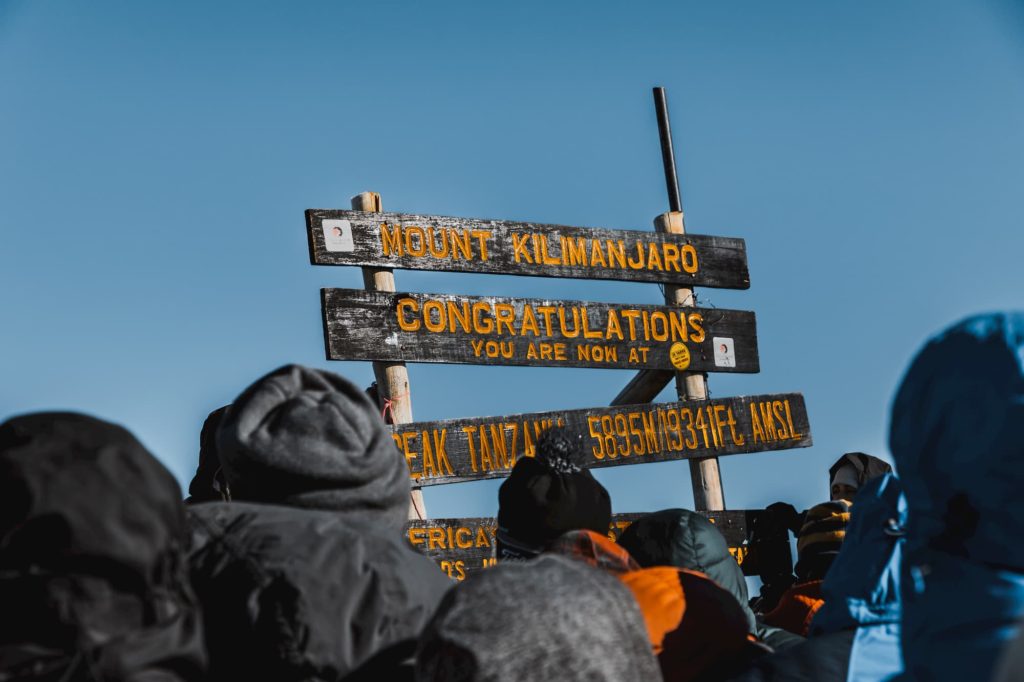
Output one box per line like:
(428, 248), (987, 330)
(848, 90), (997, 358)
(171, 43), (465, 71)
(3, 0), (1023, 519)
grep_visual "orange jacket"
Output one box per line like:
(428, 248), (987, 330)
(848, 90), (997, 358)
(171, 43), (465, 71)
(761, 579), (825, 636)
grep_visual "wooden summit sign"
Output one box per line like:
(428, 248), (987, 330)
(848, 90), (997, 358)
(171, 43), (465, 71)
(307, 209), (750, 289)
(405, 511), (778, 580)
(393, 392), (810, 485)
(321, 289), (759, 373)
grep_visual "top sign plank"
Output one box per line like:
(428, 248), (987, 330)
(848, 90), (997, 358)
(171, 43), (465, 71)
(306, 209), (750, 289)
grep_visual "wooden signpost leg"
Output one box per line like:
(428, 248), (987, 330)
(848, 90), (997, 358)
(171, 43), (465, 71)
(351, 191), (427, 520)
(655, 210), (725, 511)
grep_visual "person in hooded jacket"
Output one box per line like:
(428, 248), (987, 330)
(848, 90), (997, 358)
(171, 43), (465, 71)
(760, 500), (851, 637)
(752, 453), (889, 613)
(183, 404), (229, 505)
(185, 364), (452, 682)
(415, 553), (661, 682)
(0, 412), (207, 682)
(616, 508), (804, 651)
(725, 473), (906, 682)
(889, 312), (1024, 681)
(548, 529), (771, 682)
(495, 426), (612, 561)
(828, 453), (892, 503)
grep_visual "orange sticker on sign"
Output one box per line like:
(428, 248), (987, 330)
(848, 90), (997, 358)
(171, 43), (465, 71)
(669, 342), (691, 370)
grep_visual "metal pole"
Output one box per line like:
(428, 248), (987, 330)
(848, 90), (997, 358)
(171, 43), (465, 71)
(654, 87), (683, 214)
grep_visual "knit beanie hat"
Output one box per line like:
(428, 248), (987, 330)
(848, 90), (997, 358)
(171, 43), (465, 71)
(216, 364), (410, 528)
(496, 426), (612, 560)
(415, 554), (661, 681)
(795, 499), (852, 580)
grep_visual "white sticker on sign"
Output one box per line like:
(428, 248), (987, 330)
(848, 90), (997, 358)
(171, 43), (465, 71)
(322, 219), (355, 252)
(713, 337), (736, 368)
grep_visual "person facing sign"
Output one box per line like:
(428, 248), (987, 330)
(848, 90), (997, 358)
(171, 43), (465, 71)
(495, 426), (612, 561)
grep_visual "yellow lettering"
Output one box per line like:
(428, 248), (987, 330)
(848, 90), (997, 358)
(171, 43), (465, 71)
(396, 298), (420, 331)
(539, 234), (560, 265)
(512, 233), (533, 263)
(605, 310), (624, 340)
(687, 313), (705, 343)
(447, 300), (472, 333)
(606, 240), (626, 269)
(380, 223), (403, 255)
(471, 230), (492, 261)
(520, 305), (541, 336)
(450, 229), (472, 260)
(558, 307), (580, 338)
(405, 225), (427, 257)
(626, 241), (644, 269)
(472, 302), (494, 334)
(579, 308), (603, 339)
(564, 236), (587, 266)
(662, 242), (680, 272)
(588, 416), (605, 459)
(784, 400), (802, 439)
(726, 407), (745, 446)
(650, 312), (669, 341)
(749, 404), (766, 444)
(463, 425), (480, 471)
(408, 528), (426, 547)
(494, 304), (517, 336)
(422, 300), (446, 333)
(427, 227), (450, 258)
(535, 306), (556, 336)
(681, 244), (699, 273)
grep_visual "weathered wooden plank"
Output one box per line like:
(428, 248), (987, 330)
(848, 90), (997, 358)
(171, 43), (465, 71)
(392, 392), (810, 485)
(611, 369), (675, 405)
(322, 288), (759, 373)
(306, 209), (750, 289)
(404, 510), (777, 580)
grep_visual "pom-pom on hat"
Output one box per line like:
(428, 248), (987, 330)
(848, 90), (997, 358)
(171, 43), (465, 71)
(496, 426), (612, 560)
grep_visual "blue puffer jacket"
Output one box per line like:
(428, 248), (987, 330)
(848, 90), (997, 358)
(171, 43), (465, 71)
(811, 474), (905, 682)
(889, 312), (1024, 681)
(723, 477), (905, 682)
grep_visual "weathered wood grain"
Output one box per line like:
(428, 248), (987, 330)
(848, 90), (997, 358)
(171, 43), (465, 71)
(322, 288), (759, 373)
(404, 510), (781, 580)
(392, 392), (810, 485)
(307, 209), (750, 289)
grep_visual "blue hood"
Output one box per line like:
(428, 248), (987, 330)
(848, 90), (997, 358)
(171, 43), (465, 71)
(889, 312), (1024, 567)
(889, 312), (1024, 681)
(812, 473), (906, 634)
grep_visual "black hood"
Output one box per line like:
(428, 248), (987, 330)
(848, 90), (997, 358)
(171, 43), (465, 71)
(0, 412), (206, 680)
(616, 508), (757, 633)
(185, 404), (230, 505)
(828, 452), (892, 493)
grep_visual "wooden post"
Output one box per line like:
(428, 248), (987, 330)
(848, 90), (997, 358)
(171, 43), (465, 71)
(352, 191), (427, 520)
(617, 87), (725, 511)
(656, 210), (725, 511)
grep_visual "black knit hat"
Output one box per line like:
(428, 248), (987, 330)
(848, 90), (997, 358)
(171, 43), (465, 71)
(496, 426), (612, 560)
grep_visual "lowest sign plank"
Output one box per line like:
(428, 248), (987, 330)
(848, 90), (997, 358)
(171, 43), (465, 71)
(307, 209), (750, 288)
(392, 393), (811, 485)
(405, 511), (786, 580)
(322, 289), (759, 372)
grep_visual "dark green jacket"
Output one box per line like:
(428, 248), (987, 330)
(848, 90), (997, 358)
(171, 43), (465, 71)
(618, 508), (804, 651)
